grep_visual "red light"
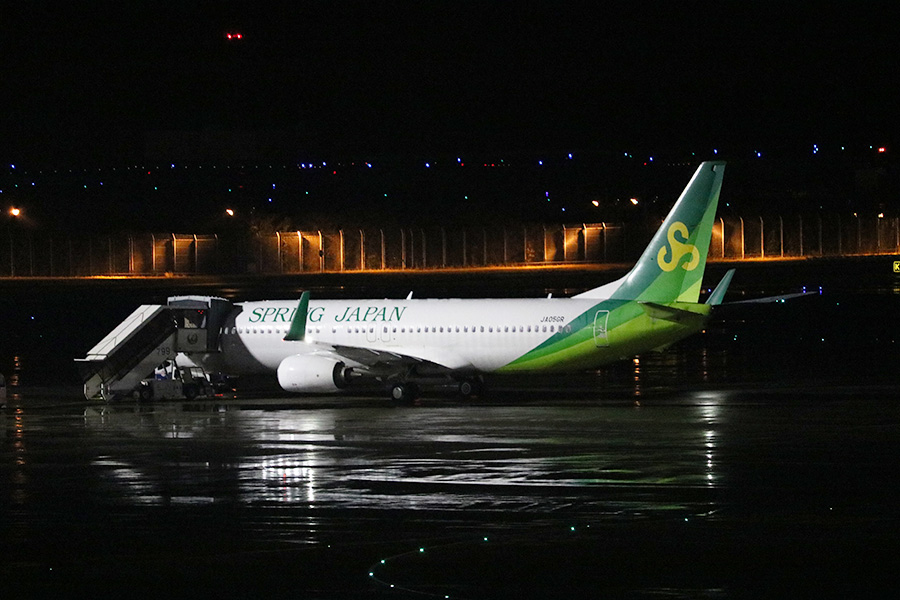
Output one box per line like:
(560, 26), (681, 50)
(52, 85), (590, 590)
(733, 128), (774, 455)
(226, 33), (232, 39)
(878, 147), (887, 153)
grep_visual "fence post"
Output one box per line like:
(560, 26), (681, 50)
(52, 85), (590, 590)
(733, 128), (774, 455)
(503, 227), (508, 264)
(779, 216), (784, 257)
(718, 218), (725, 258)
(462, 229), (467, 266)
(759, 216), (764, 259)
(542, 225), (548, 261)
(818, 215), (823, 255)
(297, 231), (303, 272)
(275, 232), (282, 273)
(421, 228), (427, 267)
(360, 229), (365, 270)
(602, 223), (608, 262)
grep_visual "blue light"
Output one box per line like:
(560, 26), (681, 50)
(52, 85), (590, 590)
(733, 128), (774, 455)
(713, 149), (718, 155)
(538, 160), (543, 166)
(568, 153), (573, 159)
(425, 162), (431, 168)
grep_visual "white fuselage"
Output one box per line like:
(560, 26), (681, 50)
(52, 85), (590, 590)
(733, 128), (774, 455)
(212, 297), (598, 374)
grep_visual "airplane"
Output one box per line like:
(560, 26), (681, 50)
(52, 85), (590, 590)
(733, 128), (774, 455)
(179, 160), (730, 401)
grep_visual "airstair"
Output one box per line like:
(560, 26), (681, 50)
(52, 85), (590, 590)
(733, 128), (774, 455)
(76, 296), (232, 401)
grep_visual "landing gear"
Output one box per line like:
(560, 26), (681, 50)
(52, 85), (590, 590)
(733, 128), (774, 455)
(457, 377), (483, 399)
(390, 382), (420, 404)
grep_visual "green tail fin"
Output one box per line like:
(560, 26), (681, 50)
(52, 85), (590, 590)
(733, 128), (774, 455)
(577, 161), (725, 302)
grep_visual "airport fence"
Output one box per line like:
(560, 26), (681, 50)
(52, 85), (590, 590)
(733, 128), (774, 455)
(2, 214), (899, 277)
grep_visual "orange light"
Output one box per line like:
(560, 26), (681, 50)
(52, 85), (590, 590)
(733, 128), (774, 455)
(9, 207), (21, 217)
(225, 208), (235, 216)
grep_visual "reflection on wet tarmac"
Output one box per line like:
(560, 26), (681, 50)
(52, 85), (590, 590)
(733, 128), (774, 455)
(5, 383), (900, 598)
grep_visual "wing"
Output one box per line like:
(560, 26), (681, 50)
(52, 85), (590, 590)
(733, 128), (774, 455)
(281, 294), (469, 379)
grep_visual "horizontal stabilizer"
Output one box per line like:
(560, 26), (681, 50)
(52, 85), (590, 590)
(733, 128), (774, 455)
(727, 291), (816, 304)
(706, 269), (736, 305)
(639, 302), (707, 325)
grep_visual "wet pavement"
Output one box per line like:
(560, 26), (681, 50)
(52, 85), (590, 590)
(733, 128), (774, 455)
(4, 377), (900, 598)
(3, 262), (900, 598)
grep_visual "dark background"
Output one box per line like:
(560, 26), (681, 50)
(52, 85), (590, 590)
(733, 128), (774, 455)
(1, 2), (898, 232)
(3, 2), (896, 159)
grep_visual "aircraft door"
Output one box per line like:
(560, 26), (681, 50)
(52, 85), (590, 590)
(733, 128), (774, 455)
(593, 310), (610, 347)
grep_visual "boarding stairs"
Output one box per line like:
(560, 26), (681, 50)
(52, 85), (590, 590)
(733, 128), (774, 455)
(76, 296), (232, 401)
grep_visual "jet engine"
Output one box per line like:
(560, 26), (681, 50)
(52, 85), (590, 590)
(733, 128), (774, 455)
(276, 354), (351, 393)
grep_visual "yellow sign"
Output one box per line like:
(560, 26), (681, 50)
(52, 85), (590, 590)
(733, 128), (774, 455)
(893, 261), (900, 273)
(658, 222), (700, 272)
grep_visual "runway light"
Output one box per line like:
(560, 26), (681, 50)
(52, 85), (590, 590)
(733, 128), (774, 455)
(10, 207), (21, 217)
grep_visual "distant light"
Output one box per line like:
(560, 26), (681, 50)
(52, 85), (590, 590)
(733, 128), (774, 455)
(713, 149), (718, 155)
(457, 157), (461, 163)
(755, 151), (762, 158)
(630, 198), (639, 206)
(567, 153), (573, 159)
(878, 147), (887, 153)
(425, 162), (431, 168)
(649, 156), (654, 162)
(10, 207), (21, 217)
(10, 164), (14, 169)
(225, 208), (234, 216)
(591, 200), (599, 207)
(878, 213), (885, 218)
(538, 160), (543, 166)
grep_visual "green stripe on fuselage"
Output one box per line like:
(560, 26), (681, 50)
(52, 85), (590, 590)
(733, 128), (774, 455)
(499, 300), (710, 372)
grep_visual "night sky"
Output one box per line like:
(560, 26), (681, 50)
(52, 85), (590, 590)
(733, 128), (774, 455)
(3, 1), (897, 162)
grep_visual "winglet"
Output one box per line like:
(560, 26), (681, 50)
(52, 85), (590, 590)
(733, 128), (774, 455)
(283, 291), (310, 341)
(706, 269), (735, 305)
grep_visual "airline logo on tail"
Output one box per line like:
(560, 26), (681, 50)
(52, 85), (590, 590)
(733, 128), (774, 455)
(657, 221), (700, 272)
